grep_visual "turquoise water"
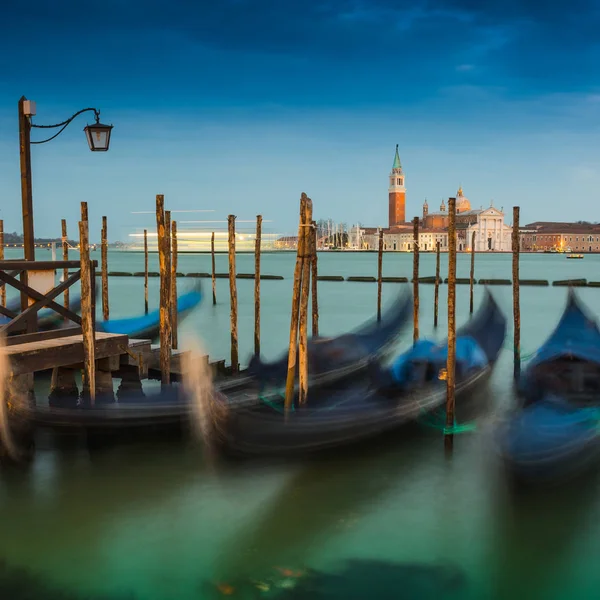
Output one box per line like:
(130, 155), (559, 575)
(2, 248), (600, 599)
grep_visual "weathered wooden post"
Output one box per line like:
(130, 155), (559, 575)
(434, 240), (440, 328)
(79, 218), (95, 405)
(228, 215), (239, 374)
(143, 228), (149, 314)
(156, 195), (171, 386)
(211, 231), (217, 305)
(298, 202), (313, 405)
(311, 219), (319, 336)
(469, 230), (476, 315)
(61, 219), (69, 313)
(81, 202), (88, 225)
(412, 217), (419, 344)
(254, 215), (262, 356)
(101, 216), (109, 321)
(445, 197), (457, 452)
(171, 219), (178, 350)
(0, 220), (4, 307)
(377, 229), (383, 322)
(284, 194), (309, 415)
(512, 206), (521, 381)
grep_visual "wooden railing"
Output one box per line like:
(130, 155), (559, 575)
(0, 260), (97, 338)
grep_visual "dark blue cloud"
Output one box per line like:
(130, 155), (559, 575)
(1, 0), (598, 107)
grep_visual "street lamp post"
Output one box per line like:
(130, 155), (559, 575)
(18, 95), (113, 261)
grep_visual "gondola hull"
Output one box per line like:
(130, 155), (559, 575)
(498, 397), (600, 484)
(498, 290), (600, 484)
(214, 289), (506, 457)
(247, 287), (413, 389)
(217, 366), (494, 457)
(96, 281), (202, 340)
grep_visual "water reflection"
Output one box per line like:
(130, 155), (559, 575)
(487, 466), (600, 600)
(211, 425), (444, 585)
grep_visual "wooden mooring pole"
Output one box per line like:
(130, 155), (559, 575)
(298, 203), (313, 405)
(61, 219), (69, 314)
(284, 193), (310, 415)
(434, 241), (440, 328)
(79, 217), (95, 405)
(412, 217), (419, 344)
(512, 206), (521, 381)
(211, 231), (217, 305)
(171, 219), (178, 350)
(0, 220), (4, 308)
(228, 215), (239, 374)
(377, 229), (383, 322)
(156, 195), (171, 386)
(101, 215), (109, 321)
(311, 219), (319, 336)
(445, 197), (457, 452)
(143, 228), (149, 314)
(469, 230), (476, 315)
(254, 215), (262, 356)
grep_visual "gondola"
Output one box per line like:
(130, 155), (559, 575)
(212, 289), (506, 457)
(96, 279), (202, 340)
(247, 287), (414, 388)
(497, 290), (600, 484)
(13, 287), (409, 440)
(0, 294), (84, 331)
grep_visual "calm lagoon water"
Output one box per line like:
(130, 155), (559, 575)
(2, 248), (600, 599)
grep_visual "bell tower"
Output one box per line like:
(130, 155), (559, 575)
(388, 144), (406, 227)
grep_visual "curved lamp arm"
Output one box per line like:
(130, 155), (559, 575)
(30, 108), (101, 145)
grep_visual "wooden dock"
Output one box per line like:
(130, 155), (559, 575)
(5, 332), (129, 376)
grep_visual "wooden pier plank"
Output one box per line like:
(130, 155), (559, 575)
(4, 332), (129, 375)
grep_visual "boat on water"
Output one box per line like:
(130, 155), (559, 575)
(212, 289), (506, 458)
(96, 280), (202, 340)
(566, 253), (584, 259)
(248, 287), (413, 389)
(497, 290), (600, 484)
(13, 286), (409, 439)
(0, 294), (85, 332)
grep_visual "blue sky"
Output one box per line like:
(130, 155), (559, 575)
(0, 0), (599, 242)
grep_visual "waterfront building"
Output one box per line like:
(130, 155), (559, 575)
(363, 147), (513, 251)
(520, 222), (600, 253)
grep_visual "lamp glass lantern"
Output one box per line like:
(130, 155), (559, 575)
(84, 121), (113, 152)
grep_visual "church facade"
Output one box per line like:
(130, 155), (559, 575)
(363, 147), (513, 251)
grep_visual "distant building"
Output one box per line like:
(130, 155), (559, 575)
(274, 236), (298, 249)
(388, 145), (406, 227)
(363, 147), (513, 251)
(520, 222), (600, 252)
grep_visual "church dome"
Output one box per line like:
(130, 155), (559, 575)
(456, 186), (471, 212)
